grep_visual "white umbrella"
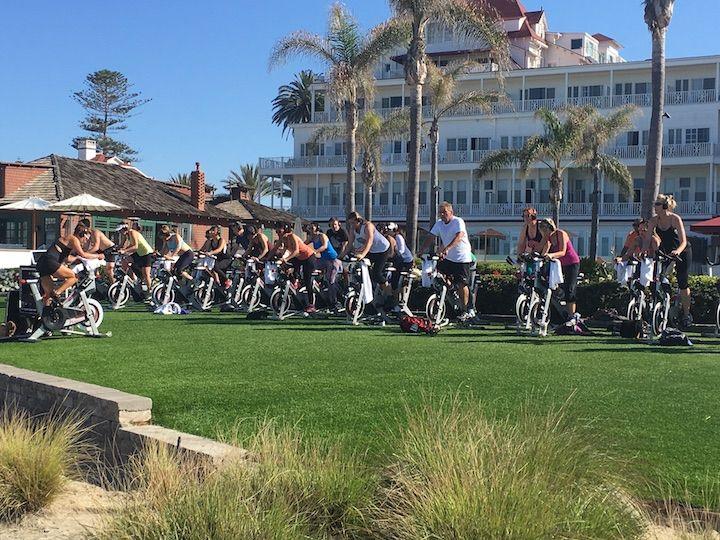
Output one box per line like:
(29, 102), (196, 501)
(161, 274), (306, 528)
(0, 197), (52, 249)
(49, 193), (121, 212)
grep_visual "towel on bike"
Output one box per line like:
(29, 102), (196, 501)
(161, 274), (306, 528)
(72, 257), (106, 274)
(421, 258), (435, 287)
(264, 262), (278, 285)
(548, 259), (564, 290)
(639, 258), (654, 287)
(615, 262), (633, 285)
(360, 259), (374, 304)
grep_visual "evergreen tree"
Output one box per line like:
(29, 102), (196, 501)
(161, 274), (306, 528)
(71, 69), (150, 161)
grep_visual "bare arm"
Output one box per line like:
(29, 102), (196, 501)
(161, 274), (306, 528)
(339, 229), (355, 259)
(69, 236), (101, 259)
(314, 233), (329, 254)
(207, 237), (227, 256)
(281, 235), (299, 261)
(257, 236), (269, 259)
(672, 215), (687, 255)
(122, 231), (139, 255)
(357, 224), (375, 259)
(517, 224), (528, 255)
(546, 231), (568, 260)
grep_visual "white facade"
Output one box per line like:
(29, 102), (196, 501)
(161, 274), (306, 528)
(259, 2), (720, 260)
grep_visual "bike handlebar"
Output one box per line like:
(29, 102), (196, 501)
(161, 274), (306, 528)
(705, 257), (720, 267)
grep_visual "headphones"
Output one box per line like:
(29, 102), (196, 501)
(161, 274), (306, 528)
(662, 201), (669, 210)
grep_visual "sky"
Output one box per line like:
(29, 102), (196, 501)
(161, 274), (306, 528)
(0, 0), (717, 190)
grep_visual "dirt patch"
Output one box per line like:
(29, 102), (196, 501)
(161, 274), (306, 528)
(0, 479), (125, 539)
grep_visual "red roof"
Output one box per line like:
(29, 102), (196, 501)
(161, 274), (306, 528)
(691, 216), (720, 235)
(525, 10), (544, 24)
(482, 0), (528, 19)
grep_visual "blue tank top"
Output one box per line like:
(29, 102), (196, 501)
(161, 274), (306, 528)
(312, 235), (337, 261)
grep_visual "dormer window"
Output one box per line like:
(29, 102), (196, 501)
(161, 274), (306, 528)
(570, 38), (583, 50)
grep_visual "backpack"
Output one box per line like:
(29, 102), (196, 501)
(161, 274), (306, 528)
(400, 315), (439, 335)
(619, 320), (643, 339)
(247, 310), (269, 320)
(658, 328), (693, 346)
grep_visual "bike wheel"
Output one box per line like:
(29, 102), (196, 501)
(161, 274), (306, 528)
(716, 302), (720, 333)
(345, 291), (365, 322)
(152, 284), (174, 306)
(528, 297), (544, 327)
(515, 294), (529, 325)
(107, 282), (129, 308)
(626, 299), (637, 321)
(651, 297), (669, 335)
(270, 289), (285, 315)
(192, 282), (214, 311)
(425, 294), (446, 323)
(81, 298), (104, 330)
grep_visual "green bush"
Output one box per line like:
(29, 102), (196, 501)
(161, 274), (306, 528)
(373, 395), (646, 539)
(474, 261), (515, 276)
(576, 280), (629, 318)
(688, 275), (720, 324)
(475, 274), (518, 315)
(0, 410), (89, 521)
(0, 269), (18, 293)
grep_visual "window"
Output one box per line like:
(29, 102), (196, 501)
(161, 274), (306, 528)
(667, 128), (682, 145)
(685, 128), (710, 144)
(472, 179), (482, 204)
(300, 143), (324, 157)
(483, 180), (494, 191)
(603, 191), (615, 203)
(333, 142), (347, 156)
(497, 179), (509, 204)
(446, 138), (467, 152)
(570, 38), (583, 50)
(393, 179), (405, 205)
(695, 177), (707, 202)
(511, 136), (527, 149)
(582, 85), (604, 97)
(635, 82), (649, 94)
(626, 131), (640, 146)
(381, 96), (403, 109)
(601, 237), (610, 257)
(524, 87), (556, 100)
(500, 136), (509, 149)
(378, 182), (389, 206)
(642, 130), (649, 146)
(419, 181), (428, 205)
(456, 180), (467, 204)
(330, 183), (342, 206)
(615, 82), (633, 96)
(443, 180), (454, 203)
(633, 178), (643, 203)
(0, 216), (30, 248)
(567, 86), (580, 98)
(470, 137), (490, 151)
(539, 178), (550, 203)
(679, 177), (691, 202)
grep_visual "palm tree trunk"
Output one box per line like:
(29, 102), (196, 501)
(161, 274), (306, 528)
(429, 121), (440, 226)
(406, 83), (422, 253)
(364, 184), (373, 223)
(551, 172), (562, 227)
(345, 100), (357, 216)
(589, 163), (600, 261)
(642, 27), (666, 219)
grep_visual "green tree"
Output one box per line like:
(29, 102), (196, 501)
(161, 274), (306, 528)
(270, 2), (408, 216)
(169, 173), (191, 186)
(425, 61), (500, 224)
(476, 107), (591, 227)
(71, 69), (150, 161)
(312, 110), (409, 222)
(577, 106), (636, 261)
(225, 164), (288, 203)
(389, 0), (508, 251)
(272, 71), (323, 138)
(641, 0), (675, 219)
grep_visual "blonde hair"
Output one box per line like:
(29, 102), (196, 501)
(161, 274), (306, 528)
(538, 217), (557, 232)
(655, 194), (677, 211)
(439, 201), (453, 212)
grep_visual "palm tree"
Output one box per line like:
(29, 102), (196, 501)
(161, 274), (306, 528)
(312, 110), (410, 222)
(641, 0), (675, 219)
(271, 70), (321, 138)
(169, 172), (191, 186)
(270, 3), (408, 216)
(476, 107), (591, 226)
(225, 164), (285, 203)
(389, 0), (508, 252)
(577, 106), (636, 261)
(425, 61), (501, 224)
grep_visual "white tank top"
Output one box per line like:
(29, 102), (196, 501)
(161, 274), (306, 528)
(355, 223), (390, 254)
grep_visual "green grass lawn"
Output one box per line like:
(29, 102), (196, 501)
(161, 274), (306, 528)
(2, 304), (719, 500)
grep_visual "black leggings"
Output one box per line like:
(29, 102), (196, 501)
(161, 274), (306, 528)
(174, 250), (194, 278)
(675, 248), (691, 289)
(214, 257), (233, 282)
(293, 257), (315, 305)
(367, 248), (391, 287)
(561, 263), (580, 303)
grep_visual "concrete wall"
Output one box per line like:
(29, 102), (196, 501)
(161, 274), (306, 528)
(0, 364), (243, 466)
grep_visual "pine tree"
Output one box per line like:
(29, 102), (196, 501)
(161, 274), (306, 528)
(71, 69), (150, 161)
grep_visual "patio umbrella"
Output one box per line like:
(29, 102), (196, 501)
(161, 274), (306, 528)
(0, 197), (51, 249)
(690, 216), (720, 235)
(49, 193), (121, 212)
(477, 228), (506, 261)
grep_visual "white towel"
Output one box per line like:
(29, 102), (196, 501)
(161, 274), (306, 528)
(615, 262), (633, 285)
(197, 255), (215, 271)
(360, 259), (374, 304)
(548, 259), (564, 290)
(421, 258), (435, 288)
(639, 258), (654, 287)
(73, 257), (106, 274)
(264, 262), (278, 285)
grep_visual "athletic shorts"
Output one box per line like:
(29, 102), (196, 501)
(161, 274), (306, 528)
(36, 255), (62, 278)
(437, 259), (473, 286)
(675, 248), (692, 290)
(132, 252), (150, 269)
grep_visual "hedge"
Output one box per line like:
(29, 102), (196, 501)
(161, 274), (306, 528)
(0, 269), (19, 293)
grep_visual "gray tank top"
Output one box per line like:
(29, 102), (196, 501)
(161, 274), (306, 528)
(355, 223), (390, 254)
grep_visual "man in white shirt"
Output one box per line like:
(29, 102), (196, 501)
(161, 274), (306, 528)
(420, 202), (474, 320)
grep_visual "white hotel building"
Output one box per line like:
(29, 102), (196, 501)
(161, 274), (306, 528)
(259, 0), (720, 260)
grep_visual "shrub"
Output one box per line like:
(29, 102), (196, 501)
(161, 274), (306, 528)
(475, 261), (515, 276)
(95, 420), (377, 539)
(0, 269), (18, 293)
(373, 396), (646, 539)
(576, 280), (629, 317)
(0, 410), (88, 521)
(688, 276), (720, 324)
(475, 274), (518, 315)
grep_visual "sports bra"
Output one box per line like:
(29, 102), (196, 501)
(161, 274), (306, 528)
(525, 223), (542, 243)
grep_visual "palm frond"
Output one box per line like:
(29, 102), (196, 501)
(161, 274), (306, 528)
(268, 31), (336, 71)
(309, 124), (345, 146)
(356, 17), (410, 70)
(476, 149), (519, 177)
(596, 154), (633, 195)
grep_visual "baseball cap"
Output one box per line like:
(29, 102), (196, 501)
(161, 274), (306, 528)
(386, 222), (398, 231)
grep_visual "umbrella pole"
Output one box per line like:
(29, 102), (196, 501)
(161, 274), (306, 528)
(484, 232), (488, 261)
(31, 210), (37, 250)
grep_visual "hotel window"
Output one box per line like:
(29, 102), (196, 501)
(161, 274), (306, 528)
(381, 96), (403, 109)
(473, 179), (482, 204)
(446, 138), (467, 152)
(642, 130), (649, 146)
(695, 177), (707, 202)
(626, 131), (640, 146)
(634, 82), (649, 94)
(500, 136), (509, 149)
(633, 179), (643, 203)
(330, 184), (342, 206)
(523, 87), (556, 100)
(575, 237), (586, 257)
(539, 178), (550, 203)
(511, 136), (527, 149)
(667, 128), (682, 145)
(615, 83), (633, 95)
(333, 142), (347, 156)
(603, 189), (615, 203)
(601, 237), (610, 257)
(570, 38), (583, 50)
(567, 86), (580, 98)
(497, 179), (509, 204)
(378, 182), (389, 206)
(456, 180), (468, 204)
(355, 184), (364, 207)
(314, 91), (325, 112)
(679, 177), (691, 202)
(685, 128), (710, 144)
(419, 180), (428, 205)
(300, 143), (324, 157)
(443, 180), (454, 203)
(676, 78), (716, 91)
(470, 137), (490, 151)
(0, 216), (30, 248)
(525, 179), (535, 204)
(581, 85), (604, 97)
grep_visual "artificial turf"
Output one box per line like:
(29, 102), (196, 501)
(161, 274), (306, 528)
(1, 304), (719, 500)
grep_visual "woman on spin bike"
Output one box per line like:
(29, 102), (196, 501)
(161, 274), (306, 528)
(79, 218), (117, 284)
(538, 218), (580, 320)
(307, 222), (342, 311)
(161, 224), (194, 281)
(201, 226), (232, 286)
(278, 224), (318, 313)
(648, 194), (692, 327)
(517, 206), (543, 255)
(342, 212), (392, 299)
(35, 222), (105, 305)
(244, 225), (269, 260)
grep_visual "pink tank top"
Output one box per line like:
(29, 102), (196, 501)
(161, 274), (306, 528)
(552, 232), (580, 266)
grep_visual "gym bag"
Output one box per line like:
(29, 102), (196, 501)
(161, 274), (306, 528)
(619, 320), (643, 339)
(400, 315), (439, 335)
(658, 328), (693, 346)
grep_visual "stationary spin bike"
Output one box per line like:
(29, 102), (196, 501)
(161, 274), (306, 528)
(16, 260), (110, 342)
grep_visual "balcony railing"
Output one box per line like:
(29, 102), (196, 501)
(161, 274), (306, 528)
(259, 143), (716, 171)
(289, 201), (718, 220)
(307, 89), (719, 124)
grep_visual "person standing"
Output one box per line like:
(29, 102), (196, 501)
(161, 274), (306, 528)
(538, 218), (581, 320)
(326, 217), (349, 255)
(420, 202), (475, 322)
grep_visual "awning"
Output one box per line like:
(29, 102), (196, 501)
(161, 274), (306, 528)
(690, 216), (720, 235)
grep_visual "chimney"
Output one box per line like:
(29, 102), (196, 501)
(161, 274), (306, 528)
(77, 139), (97, 160)
(230, 185), (250, 201)
(190, 162), (206, 211)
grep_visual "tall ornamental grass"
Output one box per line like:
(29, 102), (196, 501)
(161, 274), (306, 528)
(372, 395), (647, 539)
(0, 409), (88, 521)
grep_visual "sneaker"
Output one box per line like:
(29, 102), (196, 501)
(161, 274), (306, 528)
(467, 308), (476, 319)
(304, 304), (317, 314)
(457, 312), (472, 323)
(391, 305), (402, 314)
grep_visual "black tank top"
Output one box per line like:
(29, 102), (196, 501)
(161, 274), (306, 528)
(47, 238), (72, 262)
(655, 225), (679, 252)
(525, 223), (542, 243)
(210, 238), (229, 259)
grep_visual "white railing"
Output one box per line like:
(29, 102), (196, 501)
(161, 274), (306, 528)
(665, 89), (716, 105)
(611, 94), (652, 107)
(601, 202), (641, 216)
(610, 143), (713, 160)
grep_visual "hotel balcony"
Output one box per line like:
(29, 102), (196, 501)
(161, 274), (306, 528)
(259, 143), (719, 172)
(307, 89), (718, 124)
(288, 201), (719, 222)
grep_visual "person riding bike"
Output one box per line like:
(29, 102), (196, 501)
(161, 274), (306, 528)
(342, 212), (392, 301)
(538, 218), (580, 320)
(648, 193), (692, 327)
(160, 224), (194, 282)
(420, 202), (475, 322)
(35, 223), (104, 305)
(327, 217), (349, 255)
(244, 225), (270, 261)
(278, 224), (318, 313)
(201, 226), (232, 285)
(307, 222), (342, 311)
(79, 218), (116, 284)
(385, 222), (414, 308)
(615, 218), (644, 263)
(119, 221), (154, 296)
(517, 206), (543, 255)
(621, 219), (659, 262)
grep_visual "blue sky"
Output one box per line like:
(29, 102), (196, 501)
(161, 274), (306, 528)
(0, 0), (717, 190)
